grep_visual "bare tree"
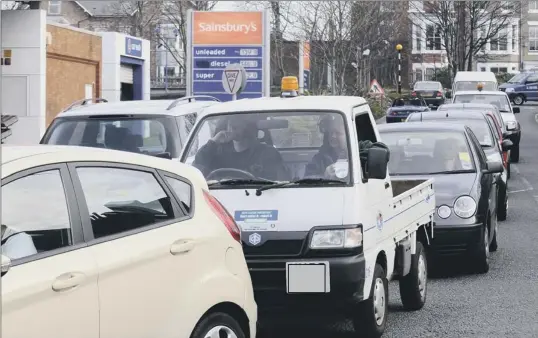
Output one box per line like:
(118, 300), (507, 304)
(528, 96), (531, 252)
(411, 0), (521, 78)
(293, 1), (405, 95)
(156, 1), (219, 77)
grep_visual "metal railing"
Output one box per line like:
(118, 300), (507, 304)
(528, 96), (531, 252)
(62, 98), (108, 112)
(166, 95), (221, 110)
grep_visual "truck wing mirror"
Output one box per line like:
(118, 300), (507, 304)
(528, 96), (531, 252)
(366, 145), (390, 180)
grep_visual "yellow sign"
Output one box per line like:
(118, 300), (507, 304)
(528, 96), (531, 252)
(3, 49), (12, 58)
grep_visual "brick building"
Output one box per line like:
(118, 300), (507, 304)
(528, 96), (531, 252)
(46, 23), (102, 125)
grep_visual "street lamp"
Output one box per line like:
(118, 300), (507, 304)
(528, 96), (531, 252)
(396, 43), (403, 94)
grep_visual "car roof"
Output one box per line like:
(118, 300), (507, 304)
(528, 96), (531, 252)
(57, 100), (219, 118)
(408, 110), (487, 120)
(378, 121), (468, 133)
(2, 145), (207, 186)
(440, 103), (496, 109)
(198, 95), (367, 117)
(453, 90), (507, 96)
(415, 81), (441, 84)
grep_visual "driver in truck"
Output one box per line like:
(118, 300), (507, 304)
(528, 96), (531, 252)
(192, 115), (288, 181)
(305, 116), (348, 179)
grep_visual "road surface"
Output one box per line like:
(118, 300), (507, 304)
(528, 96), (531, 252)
(258, 104), (538, 338)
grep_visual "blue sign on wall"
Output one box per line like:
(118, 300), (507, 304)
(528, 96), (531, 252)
(125, 37), (142, 58)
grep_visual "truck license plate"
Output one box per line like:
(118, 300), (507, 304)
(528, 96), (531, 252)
(286, 261), (330, 293)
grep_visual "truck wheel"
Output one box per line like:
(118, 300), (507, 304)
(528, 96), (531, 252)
(497, 184), (508, 222)
(473, 224), (490, 274)
(190, 312), (245, 338)
(510, 146), (520, 163)
(513, 94), (524, 105)
(353, 264), (388, 338)
(399, 242), (427, 311)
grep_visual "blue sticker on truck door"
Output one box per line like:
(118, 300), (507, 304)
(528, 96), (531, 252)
(234, 210), (279, 232)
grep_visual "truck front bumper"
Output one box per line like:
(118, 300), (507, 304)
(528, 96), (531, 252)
(430, 222), (483, 256)
(247, 254), (366, 313)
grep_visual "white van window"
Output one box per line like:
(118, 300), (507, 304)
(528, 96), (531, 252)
(454, 81), (496, 91)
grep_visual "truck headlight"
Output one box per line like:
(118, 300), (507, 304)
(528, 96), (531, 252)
(505, 87), (515, 93)
(506, 121), (517, 131)
(454, 196), (477, 219)
(310, 227), (363, 249)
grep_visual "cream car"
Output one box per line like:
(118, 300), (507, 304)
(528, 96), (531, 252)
(1, 145), (256, 338)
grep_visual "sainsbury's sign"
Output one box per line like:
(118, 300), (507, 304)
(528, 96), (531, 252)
(193, 12), (263, 45)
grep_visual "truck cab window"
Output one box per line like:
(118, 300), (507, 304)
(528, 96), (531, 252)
(353, 108), (378, 177)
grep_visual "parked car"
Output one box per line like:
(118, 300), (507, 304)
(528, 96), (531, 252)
(40, 96), (220, 159)
(406, 110), (512, 221)
(499, 71), (538, 105)
(181, 86), (436, 337)
(385, 96), (430, 123)
(379, 122), (504, 273)
(437, 103), (512, 178)
(1, 145), (257, 338)
(412, 81), (445, 108)
(452, 90), (521, 162)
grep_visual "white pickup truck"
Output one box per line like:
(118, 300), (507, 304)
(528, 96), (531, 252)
(180, 88), (435, 337)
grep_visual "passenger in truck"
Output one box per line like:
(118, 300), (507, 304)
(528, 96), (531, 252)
(304, 116), (348, 179)
(193, 116), (288, 181)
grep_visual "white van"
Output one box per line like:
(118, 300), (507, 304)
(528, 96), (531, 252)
(180, 79), (436, 337)
(453, 71), (498, 93)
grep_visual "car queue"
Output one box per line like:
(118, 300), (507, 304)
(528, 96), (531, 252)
(1, 74), (519, 338)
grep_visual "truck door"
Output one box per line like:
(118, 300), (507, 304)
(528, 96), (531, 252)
(523, 73), (538, 101)
(352, 106), (392, 246)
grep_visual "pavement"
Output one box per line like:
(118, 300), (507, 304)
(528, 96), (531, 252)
(258, 104), (538, 337)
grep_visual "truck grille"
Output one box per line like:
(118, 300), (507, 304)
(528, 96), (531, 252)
(242, 239), (304, 257)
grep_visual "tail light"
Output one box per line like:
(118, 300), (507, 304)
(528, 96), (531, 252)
(436, 91), (443, 97)
(203, 190), (241, 243)
(411, 91), (417, 96)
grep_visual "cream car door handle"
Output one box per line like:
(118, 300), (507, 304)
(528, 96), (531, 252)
(170, 240), (195, 255)
(52, 272), (86, 292)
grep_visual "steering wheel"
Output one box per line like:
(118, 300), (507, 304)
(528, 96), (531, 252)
(206, 168), (256, 181)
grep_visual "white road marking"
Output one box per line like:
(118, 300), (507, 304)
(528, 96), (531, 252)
(535, 113), (538, 124)
(512, 164), (520, 175)
(508, 188), (533, 194)
(507, 164), (534, 194)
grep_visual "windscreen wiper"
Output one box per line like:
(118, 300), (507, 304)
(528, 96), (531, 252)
(426, 169), (475, 175)
(255, 178), (347, 195)
(207, 178), (277, 187)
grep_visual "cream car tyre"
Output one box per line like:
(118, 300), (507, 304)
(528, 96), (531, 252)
(191, 312), (245, 338)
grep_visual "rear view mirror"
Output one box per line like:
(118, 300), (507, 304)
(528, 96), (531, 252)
(483, 161), (504, 174)
(513, 107), (520, 114)
(366, 145), (390, 180)
(155, 152), (172, 159)
(1, 255), (11, 277)
(501, 139), (513, 151)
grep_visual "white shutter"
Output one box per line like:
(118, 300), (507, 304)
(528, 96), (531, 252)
(120, 64), (134, 84)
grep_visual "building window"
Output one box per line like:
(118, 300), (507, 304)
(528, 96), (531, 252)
(48, 0), (61, 15)
(414, 25), (422, 51)
(530, 1), (538, 11)
(529, 27), (538, 52)
(165, 67), (176, 77)
(426, 25), (442, 51)
(414, 69), (423, 82)
(425, 68), (435, 81)
(491, 67), (508, 74)
(490, 30), (508, 51)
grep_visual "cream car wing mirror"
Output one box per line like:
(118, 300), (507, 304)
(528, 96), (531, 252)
(1, 254), (12, 277)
